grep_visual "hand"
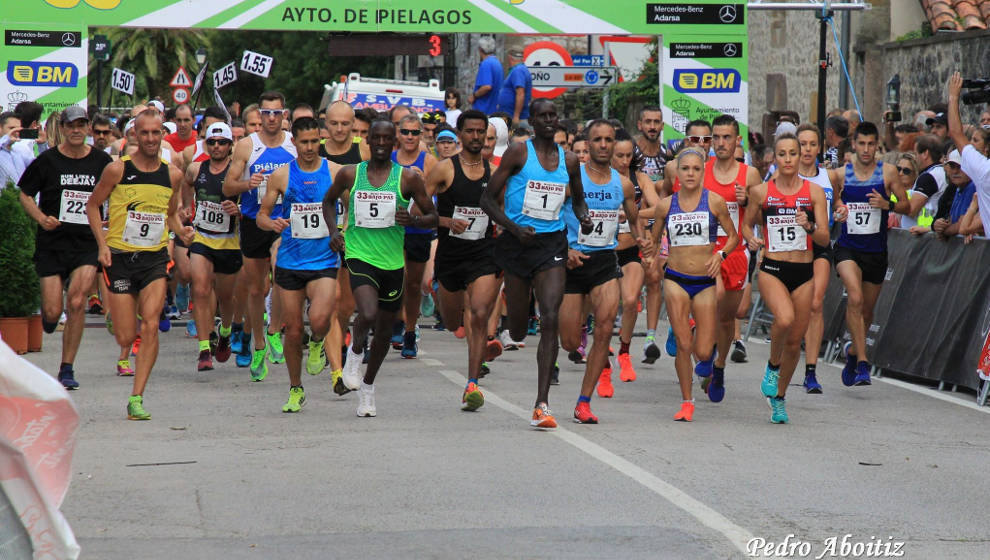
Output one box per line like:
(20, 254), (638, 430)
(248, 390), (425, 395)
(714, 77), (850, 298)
(39, 215), (61, 231)
(394, 206), (412, 226)
(637, 236), (653, 254)
(249, 172), (265, 189)
(866, 189), (888, 209)
(467, 94), (475, 104)
(35, 126), (46, 145)
(578, 213), (593, 235)
(179, 205), (193, 221)
(795, 208), (810, 229)
(744, 231), (764, 251)
(932, 218), (949, 235)
(964, 233), (975, 245)
(98, 245), (111, 268)
(4, 126), (22, 142)
(512, 224), (536, 245)
(512, 118), (520, 128)
(179, 225), (195, 246)
(270, 217), (290, 233)
(449, 218), (470, 234)
(908, 225), (930, 236)
(948, 71), (963, 100)
(567, 249), (589, 269)
(834, 204), (849, 223)
(734, 183), (747, 204)
(705, 253), (723, 278)
(330, 231), (346, 252)
(221, 200), (240, 217)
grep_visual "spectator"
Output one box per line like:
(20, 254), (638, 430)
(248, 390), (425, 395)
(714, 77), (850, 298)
(495, 49), (532, 128)
(882, 123), (918, 163)
(980, 110), (990, 128)
(888, 152), (918, 229)
(43, 111), (62, 151)
(0, 111), (35, 188)
(488, 116), (509, 165)
(932, 150), (975, 239)
(468, 36), (502, 114)
(842, 109), (861, 133)
(902, 134), (947, 231)
(824, 115), (848, 168)
(913, 109), (936, 132)
(970, 126), (990, 156)
(947, 72), (990, 240)
(510, 126), (530, 144)
(926, 112), (949, 140)
(444, 87), (462, 125)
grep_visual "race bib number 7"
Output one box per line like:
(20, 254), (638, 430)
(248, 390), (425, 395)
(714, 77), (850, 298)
(451, 206), (489, 241)
(58, 190), (91, 225)
(522, 180), (566, 221)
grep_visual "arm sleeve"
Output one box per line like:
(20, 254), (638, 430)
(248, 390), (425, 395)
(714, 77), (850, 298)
(913, 172), (938, 198)
(16, 153), (45, 197)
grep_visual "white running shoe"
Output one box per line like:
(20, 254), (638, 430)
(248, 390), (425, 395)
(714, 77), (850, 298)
(357, 384), (376, 417)
(342, 345), (363, 390)
(499, 330), (518, 350)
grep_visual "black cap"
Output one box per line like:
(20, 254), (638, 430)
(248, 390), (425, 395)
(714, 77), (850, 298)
(926, 112), (948, 126)
(60, 105), (89, 124)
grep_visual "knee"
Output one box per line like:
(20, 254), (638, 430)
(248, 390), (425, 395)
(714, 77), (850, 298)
(283, 321), (304, 339)
(809, 299), (823, 315)
(846, 292), (863, 310)
(622, 299), (638, 315)
(694, 344), (714, 362)
(192, 281), (212, 301)
(65, 292), (86, 314)
(774, 312), (795, 331)
(539, 310), (558, 330)
(560, 331), (580, 351)
(140, 319), (159, 339)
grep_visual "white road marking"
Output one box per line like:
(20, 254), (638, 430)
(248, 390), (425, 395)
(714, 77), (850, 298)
(437, 367), (755, 555)
(822, 363), (990, 415)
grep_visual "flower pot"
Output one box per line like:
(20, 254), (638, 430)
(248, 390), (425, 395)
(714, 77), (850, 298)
(28, 314), (43, 352)
(0, 317), (31, 354)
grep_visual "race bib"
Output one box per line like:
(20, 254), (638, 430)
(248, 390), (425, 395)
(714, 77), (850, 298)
(766, 215), (807, 253)
(290, 202), (329, 239)
(716, 201), (740, 238)
(578, 209), (619, 247)
(335, 200), (345, 228)
(450, 206), (489, 241)
(354, 190), (396, 228)
(122, 211), (165, 247)
(618, 214), (631, 234)
(668, 211), (710, 247)
(521, 180), (566, 221)
(847, 202), (880, 234)
(255, 176), (283, 205)
(58, 189), (90, 225)
(193, 200), (231, 233)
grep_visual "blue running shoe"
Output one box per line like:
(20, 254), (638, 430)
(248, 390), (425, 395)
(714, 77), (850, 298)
(694, 349), (715, 378)
(841, 341), (857, 386)
(158, 312), (171, 332)
(186, 320), (197, 338)
(803, 372), (823, 393)
(769, 396), (789, 424)
(527, 316), (540, 336)
(176, 283), (190, 314)
(401, 330), (418, 359)
(853, 361), (872, 386)
(707, 367), (725, 402)
(230, 327), (243, 355)
(761, 363), (780, 398)
(236, 332), (252, 367)
(665, 326), (677, 357)
(391, 321), (405, 350)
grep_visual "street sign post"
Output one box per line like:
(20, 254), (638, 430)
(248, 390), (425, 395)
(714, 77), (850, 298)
(169, 67), (192, 88)
(172, 87), (189, 104)
(527, 66), (619, 89)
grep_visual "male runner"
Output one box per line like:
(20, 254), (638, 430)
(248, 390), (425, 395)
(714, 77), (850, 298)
(181, 106), (228, 171)
(86, 109), (184, 420)
(480, 98), (593, 429)
(164, 104), (197, 154)
(181, 122), (240, 371)
(91, 113), (114, 153)
(258, 117), (342, 412)
(18, 105), (112, 388)
(323, 119), (437, 417)
(426, 110), (500, 411)
(833, 122), (907, 386)
(634, 106), (669, 180)
(225, 91), (296, 381)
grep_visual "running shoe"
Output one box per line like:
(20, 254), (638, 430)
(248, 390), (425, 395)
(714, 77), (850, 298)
(453, 326), (466, 339)
(573, 401), (598, 424)
(730, 339), (748, 363)
(618, 353), (637, 382)
(185, 320), (197, 338)
(391, 322), (405, 350)
(674, 401), (695, 422)
(197, 350), (213, 371)
(230, 326), (243, 354)
(550, 362), (560, 385)
(215, 335), (232, 363)
(499, 330), (518, 350)
(282, 386), (306, 413)
(250, 348), (268, 382)
(527, 316), (540, 336)
(266, 331), (284, 364)
(479, 362), (490, 378)
(158, 313), (171, 333)
(665, 326), (677, 357)
(331, 370), (351, 396)
(841, 341), (857, 387)
(116, 360), (134, 376)
(642, 336), (661, 364)
(307, 339), (327, 375)
(421, 292), (435, 318)
(127, 395), (151, 420)
(357, 384), (377, 417)
(568, 348), (586, 364)
(462, 381), (484, 411)
(87, 294), (103, 315)
(58, 368), (79, 390)
(131, 335), (141, 357)
(853, 362), (872, 386)
(707, 367), (725, 402)
(342, 346), (363, 390)
(530, 403), (557, 429)
(761, 363), (780, 398)
(769, 396), (789, 424)
(803, 372), (823, 394)
(175, 284), (189, 314)
(236, 333), (252, 367)
(401, 331), (418, 359)
(166, 304), (181, 320)
(694, 352), (715, 378)
(485, 338), (503, 361)
(209, 330), (219, 354)
(597, 367), (614, 398)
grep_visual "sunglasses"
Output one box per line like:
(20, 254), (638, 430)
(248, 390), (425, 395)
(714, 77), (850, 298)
(895, 166), (914, 175)
(92, 129), (112, 135)
(735, 157), (746, 163)
(399, 129), (422, 136)
(688, 135), (712, 143)
(206, 139), (232, 146)
(259, 109), (284, 117)
(421, 113), (441, 123)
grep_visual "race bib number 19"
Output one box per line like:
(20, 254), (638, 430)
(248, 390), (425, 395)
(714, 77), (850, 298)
(58, 190), (91, 225)
(290, 202), (328, 239)
(521, 180), (566, 221)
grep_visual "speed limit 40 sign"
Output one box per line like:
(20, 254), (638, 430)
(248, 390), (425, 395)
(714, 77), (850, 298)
(172, 87), (190, 104)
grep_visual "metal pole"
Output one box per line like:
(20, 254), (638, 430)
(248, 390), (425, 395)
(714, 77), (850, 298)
(96, 60), (103, 110)
(602, 41), (611, 118)
(747, 2), (869, 11)
(816, 10), (831, 158)
(838, 10), (851, 109)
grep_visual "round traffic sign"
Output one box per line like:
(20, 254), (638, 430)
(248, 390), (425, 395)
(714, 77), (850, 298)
(523, 41), (573, 99)
(172, 87), (190, 104)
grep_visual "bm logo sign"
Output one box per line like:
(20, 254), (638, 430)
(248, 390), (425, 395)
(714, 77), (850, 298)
(7, 61), (79, 87)
(673, 69), (740, 93)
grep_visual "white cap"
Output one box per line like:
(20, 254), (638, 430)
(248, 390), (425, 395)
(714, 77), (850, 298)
(162, 122), (177, 134)
(148, 100), (165, 114)
(489, 117), (509, 157)
(124, 118), (136, 134)
(946, 149), (962, 165)
(205, 122), (233, 141)
(774, 121), (798, 137)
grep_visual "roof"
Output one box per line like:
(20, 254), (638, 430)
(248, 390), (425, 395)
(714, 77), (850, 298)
(921, 0), (990, 31)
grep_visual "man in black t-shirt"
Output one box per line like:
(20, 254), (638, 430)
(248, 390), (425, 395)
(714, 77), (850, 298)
(18, 105), (112, 389)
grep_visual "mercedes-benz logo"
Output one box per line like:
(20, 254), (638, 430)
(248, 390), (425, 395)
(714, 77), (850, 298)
(723, 43), (738, 57)
(719, 5), (737, 23)
(62, 33), (76, 47)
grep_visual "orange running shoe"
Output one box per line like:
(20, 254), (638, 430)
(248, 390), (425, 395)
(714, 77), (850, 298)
(530, 403), (558, 429)
(131, 335), (141, 357)
(453, 326), (466, 339)
(485, 338), (503, 361)
(618, 353), (637, 382)
(573, 401), (599, 424)
(462, 381), (484, 411)
(597, 367), (614, 398)
(674, 401), (695, 422)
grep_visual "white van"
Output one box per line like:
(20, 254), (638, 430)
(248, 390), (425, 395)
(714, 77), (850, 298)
(319, 73), (444, 114)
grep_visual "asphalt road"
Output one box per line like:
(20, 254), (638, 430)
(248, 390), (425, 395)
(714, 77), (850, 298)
(21, 313), (990, 559)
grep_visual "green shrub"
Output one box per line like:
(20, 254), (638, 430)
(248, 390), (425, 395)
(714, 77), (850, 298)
(0, 186), (40, 317)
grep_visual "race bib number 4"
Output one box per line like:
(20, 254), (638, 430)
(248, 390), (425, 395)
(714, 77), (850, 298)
(58, 190), (90, 225)
(290, 202), (329, 239)
(450, 206), (489, 241)
(122, 211), (165, 247)
(521, 180), (566, 221)
(578, 209), (619, 247)
(194, 200), (231, 233)
(766, 215), (807, 253)
(668, 211), (710, 247)
(354, 191), (396, 228)
(847, 202), (880, 235)
(716, 201), (740, 238)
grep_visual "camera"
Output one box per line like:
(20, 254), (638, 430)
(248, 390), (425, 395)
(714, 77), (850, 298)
(19, 128), (39, 140)
(961, 78), (990, 105)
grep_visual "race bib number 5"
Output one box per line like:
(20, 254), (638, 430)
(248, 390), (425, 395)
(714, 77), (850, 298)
(766, 215), (807, 253)
(846, 202), (880, 235)
(58, 190), (91, 225)
(290, 202), (329, 239)
(354, 191), (396, 228)
(123, 211), (165, 247)
(578, 209), (619, 247)
(521, 180), (566, 221)
(451, 206), (489, 241)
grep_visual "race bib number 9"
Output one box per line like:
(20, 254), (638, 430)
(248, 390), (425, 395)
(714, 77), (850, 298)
(290, 202), (329, 239)
(354, 191), (396, 228)
(58, 190), (91, 225)
(521, 180), (566, 221)
(450, 206), (489, 241)
(668, 211), (710, 247)
(123, 211), (165, 247)
(846, 202), (880, 235)
(194, 200), (231, 233)
(716, 201), (740, 238)
(766, 215), (807, 253)
(578, 209), (619, 247)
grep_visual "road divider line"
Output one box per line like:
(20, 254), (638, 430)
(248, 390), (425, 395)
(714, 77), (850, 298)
(822, 362), (990, 415)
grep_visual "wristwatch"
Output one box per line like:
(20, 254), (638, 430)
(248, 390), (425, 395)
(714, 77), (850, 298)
(887, 199), (895, 211)
(718, 250), (728, 260)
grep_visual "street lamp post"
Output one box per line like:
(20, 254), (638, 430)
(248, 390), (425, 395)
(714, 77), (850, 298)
(192, 47), (208, 111)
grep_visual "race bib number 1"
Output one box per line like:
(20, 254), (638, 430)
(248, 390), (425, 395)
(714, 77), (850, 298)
(450, 206), (489, 241)
(578, 209), (619, 247)
(58, 190), (90, 225)
(122, 211), (165, 247)
(354, 191), (396, 228)
(846, 202), (880, 235)
(766, 215), (807, 253)
(290, 202), (328, 239)
(521, 180), (566, 221)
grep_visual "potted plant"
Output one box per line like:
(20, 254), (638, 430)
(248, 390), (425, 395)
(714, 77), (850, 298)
(0, 185), (40, 353)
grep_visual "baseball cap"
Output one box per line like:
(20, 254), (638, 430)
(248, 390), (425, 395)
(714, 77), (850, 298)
(148, 100), (165, 114)
(162, 122), (177, 134)
(435, 129), (457, 143)
(124, 118), (136, 135)
(60, 105), (88, 124)
(926, 112), (948, 126)
(945, 149), (962, 166)
(774, 121), (798, 137)
(205, 122), (233, 141)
